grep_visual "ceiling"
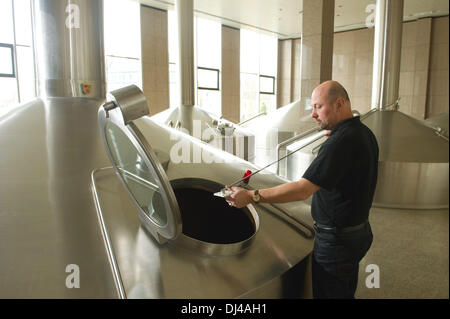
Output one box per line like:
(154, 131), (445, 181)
(138, 0), (449, 39)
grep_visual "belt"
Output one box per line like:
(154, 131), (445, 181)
(313, 220), (368, 234)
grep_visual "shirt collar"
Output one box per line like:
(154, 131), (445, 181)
(329, 116), (360, 136)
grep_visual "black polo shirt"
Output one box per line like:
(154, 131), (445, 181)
(302, 116), (379, 228)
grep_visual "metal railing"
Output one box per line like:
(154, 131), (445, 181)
(238, 111), (267, 126)
(275, 109), (378, 171)
(275, 128), (325, 175)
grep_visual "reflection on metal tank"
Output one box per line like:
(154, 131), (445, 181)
(0, 98), (117, 298)
(240, 100), (317, 173)
(94, 85), (315, 298)
(284, 109), (449, 209)
(152, 107), (255, 162)
(0, 0), (117, 298)
(33, 0), (105, 99)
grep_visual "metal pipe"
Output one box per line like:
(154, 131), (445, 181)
(33, 0), (105, 99)
(371, 0), (404, 110)
(275, 127), (322, 174)
(238, 112), (267, 126)
(175, 0), (195, 108)
(371, 0), (387, 110)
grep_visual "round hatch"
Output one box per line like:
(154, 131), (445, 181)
(98, 85), (259, 254)
(98, 85), (182, 243)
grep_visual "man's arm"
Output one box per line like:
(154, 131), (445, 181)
(226, 178), (320, 208)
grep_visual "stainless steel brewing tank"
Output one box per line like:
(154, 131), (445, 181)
(0, 98), (117, 298)
(95, 88), (315, 298)
(240, 100), (317, 173)
(151, 107), (255, 162)
(284, 110), (449, 209)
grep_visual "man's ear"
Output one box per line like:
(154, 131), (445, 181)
(335, 97), (344, 111)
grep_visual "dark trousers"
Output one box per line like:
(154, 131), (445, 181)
(312, 223), (373, 299)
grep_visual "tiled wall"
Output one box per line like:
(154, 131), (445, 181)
(277, 39), (292, 107)
(221, 26), (240, 123)
(278, 16), (449, 119)
(333, 28), (374, 114)
(140, 6), (170, 116)
(399, 18), (432, 119)
(427, 16), (449, 118)
(291, 39), (302, 103)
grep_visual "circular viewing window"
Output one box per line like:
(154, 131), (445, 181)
(104, 121), (168, 226)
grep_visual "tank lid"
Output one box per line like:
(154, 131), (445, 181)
(98, 86), (182, 243)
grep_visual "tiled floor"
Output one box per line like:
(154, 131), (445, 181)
(355, 207), (449, 299)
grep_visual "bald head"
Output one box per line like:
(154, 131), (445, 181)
(315, 80), (350, 105)
(311, 80), (354, 130)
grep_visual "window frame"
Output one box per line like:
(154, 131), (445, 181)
(259, 75), (275, 95)
(0, 43), (15, 78)
(197, 66), (220, 91)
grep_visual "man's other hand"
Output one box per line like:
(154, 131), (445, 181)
(225, 187), (252, 208)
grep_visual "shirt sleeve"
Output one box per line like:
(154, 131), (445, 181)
(302, 137), (351, 191)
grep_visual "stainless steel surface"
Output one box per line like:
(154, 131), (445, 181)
(33, 0), (105, 99)
(0, 98), (117, 298)
(152, 106), (256, 162)
(284, 110), (449, 209)
(423, 113), (449, 140)
(364, 110), (449, 163)
(241, 100), (318, 173)
(371, 0), (387, 109)
(93, 112), (315, 298)
(106, 85), (150, 124)
(276, 127), (322, 175)
(176, 0), (195, 134)
(238, 111), (266, 126)
(371, 0), (404, 110)
(99, 107), (182, 244)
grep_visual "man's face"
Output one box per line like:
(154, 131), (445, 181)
(311, 88), (338, 130)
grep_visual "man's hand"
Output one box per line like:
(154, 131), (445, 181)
(225, 187), (252, 208)
(325, 129), (331, 139)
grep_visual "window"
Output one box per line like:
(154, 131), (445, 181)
(168, 12), (221, 116)
(197, 67), (219, 90)
(0, 44), (15, 77)
(104, 0), (141, 92)
(0, 0), (36, 117)
(240, 29), (277, 121)
(196, 17), (221, 116)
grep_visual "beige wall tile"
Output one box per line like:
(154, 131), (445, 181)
(140, 6), (169, 115)
(400, 46), (416, 72)
(429, 69), (449, 97)
(431, 16), (449, 45)
(430, 42), (449, 71)
(399, 72), (414, 96)
(221, 25), (240, 121)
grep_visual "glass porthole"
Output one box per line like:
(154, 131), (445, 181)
(104, 121), (167, 226)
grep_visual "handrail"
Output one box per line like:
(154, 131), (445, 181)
(435, 129), (449, 142)
(277, 108), (379, 161)
(275, 126), (322, 174)
(360, 108), (378, 120)
(276, 129), (326, 175)
(238, 111), (267, 126)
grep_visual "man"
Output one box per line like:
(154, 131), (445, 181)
(226, 80), (379, 299)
